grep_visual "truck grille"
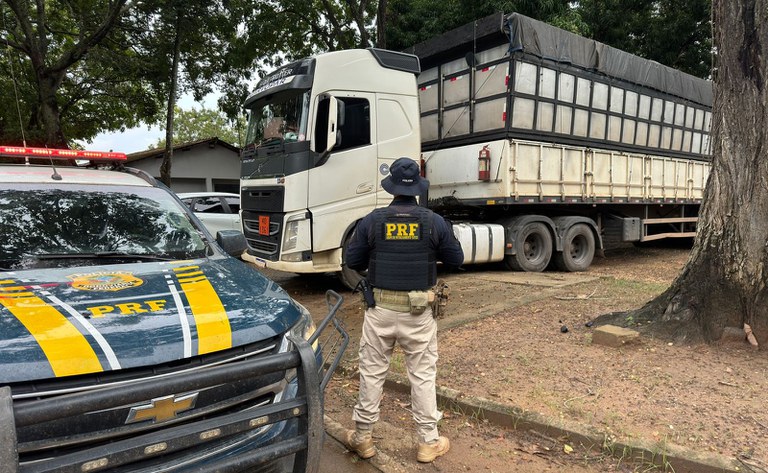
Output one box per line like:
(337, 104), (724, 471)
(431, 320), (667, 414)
(241, 186), (286, 262)
(242, 211), (284, 260)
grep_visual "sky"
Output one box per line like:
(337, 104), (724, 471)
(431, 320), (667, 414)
(79, 93), (221, 154)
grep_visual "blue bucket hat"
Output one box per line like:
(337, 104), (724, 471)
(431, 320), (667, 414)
(381, 157), (429, 196)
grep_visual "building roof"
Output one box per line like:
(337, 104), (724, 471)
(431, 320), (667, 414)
(126, 137), (240, 163)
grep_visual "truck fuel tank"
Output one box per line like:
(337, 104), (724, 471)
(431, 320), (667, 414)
(452, 223), (505, 265)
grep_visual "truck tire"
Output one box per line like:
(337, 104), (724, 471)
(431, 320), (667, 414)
(554, 223), (595, 272)
(504, 222), (552, 272)
(338, 233), (365, 290)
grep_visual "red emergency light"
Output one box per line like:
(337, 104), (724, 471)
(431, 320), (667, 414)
(0, 146), (127, 161)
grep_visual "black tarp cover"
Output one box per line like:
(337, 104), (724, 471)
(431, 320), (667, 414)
(409, 12), (712, 107)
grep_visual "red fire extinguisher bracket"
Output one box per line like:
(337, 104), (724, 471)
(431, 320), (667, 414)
(478, 145), (491, 181)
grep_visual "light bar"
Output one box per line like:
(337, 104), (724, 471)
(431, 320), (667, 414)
(0, 145), (127, 161)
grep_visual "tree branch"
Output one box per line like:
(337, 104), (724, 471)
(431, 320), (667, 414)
(344, 0), (370, 47)
(50, 0), (130, 75)
(0, 35), (27, 53)
(282, 7), (335, 51)
(319, 0), (350, 49)
(4, 0), (42, 67)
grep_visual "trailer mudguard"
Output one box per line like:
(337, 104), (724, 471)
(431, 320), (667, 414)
(550, 216), (603, 253)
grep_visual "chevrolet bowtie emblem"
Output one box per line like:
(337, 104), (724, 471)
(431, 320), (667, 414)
(125, 393), (199, 424)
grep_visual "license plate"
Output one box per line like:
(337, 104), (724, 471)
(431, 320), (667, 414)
(251, 258), (267, 268)
(258, 215), (270, 236)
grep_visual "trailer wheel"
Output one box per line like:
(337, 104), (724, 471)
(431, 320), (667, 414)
(554, 223), (595, 272)
(504, 222), (552, 272)
(338, 233), (365, 290)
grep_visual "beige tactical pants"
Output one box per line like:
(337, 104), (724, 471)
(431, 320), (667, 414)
(352, 304), (440, 443)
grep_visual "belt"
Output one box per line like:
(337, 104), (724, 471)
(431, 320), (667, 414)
(373, 288), (411, 312)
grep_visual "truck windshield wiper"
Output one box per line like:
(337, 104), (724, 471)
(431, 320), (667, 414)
(33, 252), (177, 262)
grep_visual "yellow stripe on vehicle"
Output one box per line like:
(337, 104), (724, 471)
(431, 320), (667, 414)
(177, 277), (207, 284)
(173, 267), (231, 354)
(0, 284), (102, 377)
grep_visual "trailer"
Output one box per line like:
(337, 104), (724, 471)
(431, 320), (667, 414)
(239, 12), (712, 288)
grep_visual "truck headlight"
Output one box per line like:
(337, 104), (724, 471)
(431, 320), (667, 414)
(282, 218), (301, 252)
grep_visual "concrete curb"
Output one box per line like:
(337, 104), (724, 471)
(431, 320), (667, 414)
(325, 368), (745, 473)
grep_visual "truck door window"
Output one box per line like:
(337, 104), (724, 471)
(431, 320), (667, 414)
(335, 98), (370, 152)
(314, 96), (370, 154)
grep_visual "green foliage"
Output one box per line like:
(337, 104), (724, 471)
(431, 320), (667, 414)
(384, 0), (579, 51)
(383, 0), (711, 79)
(152, 107), (246, 149)
(0, 0), (166, 146)
(573, 0), (712, 78)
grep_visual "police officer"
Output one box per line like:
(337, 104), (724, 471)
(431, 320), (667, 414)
(343, 157), (464, 463)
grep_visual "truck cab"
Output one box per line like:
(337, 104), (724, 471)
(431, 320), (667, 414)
(239, 49), (421, 288)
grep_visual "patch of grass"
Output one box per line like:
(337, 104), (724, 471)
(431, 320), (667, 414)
(514, 353), (533, 366)
(389, 351), (405, 375)
(600, 434), (679, 473)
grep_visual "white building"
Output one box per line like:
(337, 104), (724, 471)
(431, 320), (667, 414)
(126, 137), (240, 193)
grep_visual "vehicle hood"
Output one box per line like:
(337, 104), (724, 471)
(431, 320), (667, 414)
(0, 257), (302, 383)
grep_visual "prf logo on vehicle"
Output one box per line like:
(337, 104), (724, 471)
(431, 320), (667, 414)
(68, 272), (144, 292)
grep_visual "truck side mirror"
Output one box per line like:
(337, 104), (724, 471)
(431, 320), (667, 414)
(326, 96), (339, 154)
(315, 95), (346, 166)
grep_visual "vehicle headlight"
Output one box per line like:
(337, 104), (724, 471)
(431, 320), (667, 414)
(283, 301), (319, 383)
(282, 219), (300, 252)
(287, 301), (318, 351)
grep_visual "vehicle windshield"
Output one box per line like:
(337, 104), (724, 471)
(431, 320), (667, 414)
(245, 90), (310, 147)
(0, 184), (209, 270)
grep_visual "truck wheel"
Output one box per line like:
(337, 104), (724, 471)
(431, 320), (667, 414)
(504, 222), (552, 272)
(554, 223), (595, 272)
(338, 233), (365, 290)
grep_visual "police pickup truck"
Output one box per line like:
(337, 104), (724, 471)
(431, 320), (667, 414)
(0, 146), (347, 473)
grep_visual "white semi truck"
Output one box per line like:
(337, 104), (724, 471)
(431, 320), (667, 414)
(239, 13), (712, 289)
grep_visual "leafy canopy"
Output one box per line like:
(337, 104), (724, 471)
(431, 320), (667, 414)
(152, 107), (246, 149)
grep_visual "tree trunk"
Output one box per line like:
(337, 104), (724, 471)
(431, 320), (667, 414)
(623, 0), (768, 345)
(160, 16), (182, 188)
(376, 0), (387, 48)
(36, 72), (67, 147)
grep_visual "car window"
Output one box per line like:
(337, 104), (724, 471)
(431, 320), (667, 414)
(0, 184), (209, 270)
(194, 197), (226, 214)
(223, 197), (240, 213)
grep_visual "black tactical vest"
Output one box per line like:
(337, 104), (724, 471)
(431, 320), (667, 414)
(367, 205), (436, 291)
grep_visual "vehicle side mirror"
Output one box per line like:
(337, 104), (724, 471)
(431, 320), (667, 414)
(216, 230), (248, 257)
(326, 96), (339, 153)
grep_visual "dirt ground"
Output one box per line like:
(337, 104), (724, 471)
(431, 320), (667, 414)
(262, 245), (768, 472)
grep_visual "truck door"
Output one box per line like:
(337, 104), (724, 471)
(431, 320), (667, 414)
(308, 93), (377, 253)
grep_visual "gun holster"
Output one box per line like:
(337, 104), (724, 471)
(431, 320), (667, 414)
(431, 279), (450, 318)
(355, 279), (376, 309)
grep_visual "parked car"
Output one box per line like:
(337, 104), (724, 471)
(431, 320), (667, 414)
(177, 192), (241, 236)
(0, 146), (346, 472)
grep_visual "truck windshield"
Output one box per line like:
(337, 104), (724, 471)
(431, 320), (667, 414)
(245, 90), (310, 147)
(0, 184), (209, 270)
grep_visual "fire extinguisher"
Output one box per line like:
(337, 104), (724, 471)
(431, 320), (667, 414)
(478, 145), (491, 181)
